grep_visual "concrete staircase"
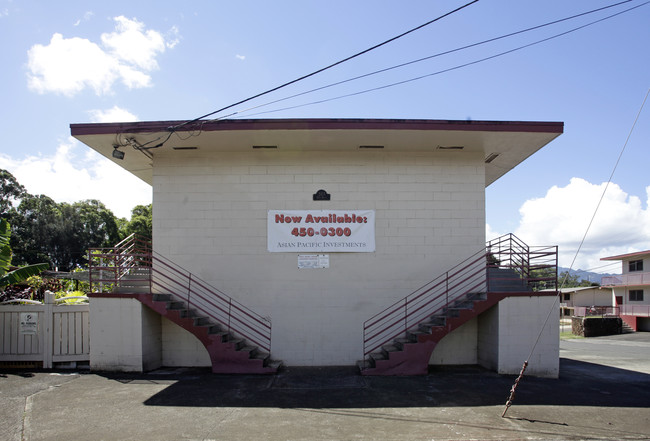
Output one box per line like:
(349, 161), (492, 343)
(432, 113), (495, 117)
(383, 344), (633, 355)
(359, 268), (532, 376)
(621, 320), (636, 334)
(116, 267), (282, 374)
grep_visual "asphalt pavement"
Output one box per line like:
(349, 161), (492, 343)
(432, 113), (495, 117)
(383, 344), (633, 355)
(2, 333), (650, 441)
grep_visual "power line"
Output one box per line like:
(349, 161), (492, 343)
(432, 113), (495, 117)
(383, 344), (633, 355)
(502, 88), (649, 418)
(165, 0), (480, 133)
(222, 0), (637, 119)
(241, 1), (649, 118)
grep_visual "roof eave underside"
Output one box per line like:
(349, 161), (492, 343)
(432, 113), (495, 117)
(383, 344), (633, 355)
(70, 118), (564, 187)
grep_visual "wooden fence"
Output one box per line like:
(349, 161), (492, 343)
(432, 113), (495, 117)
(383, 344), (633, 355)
(0, 292), (89, 368)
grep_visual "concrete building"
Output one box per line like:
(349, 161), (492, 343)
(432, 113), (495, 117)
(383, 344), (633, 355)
(72, 118), (563, 377)
(558, 286), (615, 317)
(602, 250), (650, 331)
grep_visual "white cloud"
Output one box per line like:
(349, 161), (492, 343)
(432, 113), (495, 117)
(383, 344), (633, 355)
(73, 11), (94, 26)
(485, 224), (503, 242)
(101, 16), (165, 71)
(236, 54), (246, 60)
(0, 139), (151, 219)
(88, 106), (138, 123)
(512, 177), (650, 271)
(27, 33), (118, 96)
(27, 16), (176, 96)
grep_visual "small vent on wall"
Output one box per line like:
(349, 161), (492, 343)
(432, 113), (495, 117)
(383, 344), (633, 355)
(485, 153), (500, 163)
(253, 145), (278, 149)
(359, 145), (384, 149)
(436, 145), (464, 150)
(172, 146), (198, 150)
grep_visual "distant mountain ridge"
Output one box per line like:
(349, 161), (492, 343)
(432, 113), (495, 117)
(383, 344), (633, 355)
(557, 267), (620, 285)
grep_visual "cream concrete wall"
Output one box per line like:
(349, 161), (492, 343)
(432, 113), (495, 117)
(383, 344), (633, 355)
(477, 305), (499, 371)
(430, 317), (478, 365)
(161, 319), (211, 367)
(496, 296), (559, 378)
(571, 288), (614, 307)
(613, 286), (650, 306)
(90, 297), (162, 372)
(152, 148), (486, 366)
(141, 305), (162, 371)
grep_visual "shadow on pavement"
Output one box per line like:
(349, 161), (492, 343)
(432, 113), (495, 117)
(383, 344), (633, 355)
(87, 359), (650, 409)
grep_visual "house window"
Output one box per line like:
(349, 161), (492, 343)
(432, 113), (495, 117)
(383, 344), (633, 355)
(629, 290), (644, 301)
(563, 293), (571, 301)
(629, 260), (644, 272)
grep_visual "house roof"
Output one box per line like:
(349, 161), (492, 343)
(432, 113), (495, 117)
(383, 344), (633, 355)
(556, 286), (603, 294)
(601, 250), (650, 261)
(70, 118), (563, 187)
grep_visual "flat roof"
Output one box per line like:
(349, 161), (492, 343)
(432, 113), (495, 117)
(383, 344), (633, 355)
(70, 118), (563, 187)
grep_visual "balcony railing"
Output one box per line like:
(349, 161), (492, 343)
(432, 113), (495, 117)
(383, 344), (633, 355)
(601, 272), (650, 286)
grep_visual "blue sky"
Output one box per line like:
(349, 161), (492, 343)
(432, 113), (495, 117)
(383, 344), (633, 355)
(1, 0), (649, 272)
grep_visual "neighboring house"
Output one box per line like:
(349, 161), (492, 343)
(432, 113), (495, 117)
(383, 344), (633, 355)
(601, 250), (650, 331)
(71, 118), (563, 377)
(558, 286), (615, 317)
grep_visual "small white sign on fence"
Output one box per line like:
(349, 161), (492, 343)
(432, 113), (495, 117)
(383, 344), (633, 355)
(20, 312), (38, 335)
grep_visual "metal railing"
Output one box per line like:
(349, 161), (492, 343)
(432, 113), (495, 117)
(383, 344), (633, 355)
(88, 235), (272, 352)
(601, 273), (650, 286)
(362, 234), (557, 358)
(573, 306), (620, 317)
(620, 305), (650, 317)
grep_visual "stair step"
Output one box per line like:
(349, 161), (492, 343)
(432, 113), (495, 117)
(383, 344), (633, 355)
(357, 360), (372, 370)
(240, 346), (258, 356)
(466, 292), (486, 301)
(252, 351), (270, 361)
(407, 330), (428, 341)
(193, 317), (211, 326)
(266, 360), (283, 370)
(167, 301), (185, 310)
(393, 337), (413, 350)
(427, 316), (446, 326)
(453, 300), (474, 309)
(381, 345), (400, 357)
(152, 293), (172, 302)
(228, 338), (245, 350)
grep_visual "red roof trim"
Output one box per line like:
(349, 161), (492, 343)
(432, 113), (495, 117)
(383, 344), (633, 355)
(70, 118), (564, 136)
(601, 250), (650, 261)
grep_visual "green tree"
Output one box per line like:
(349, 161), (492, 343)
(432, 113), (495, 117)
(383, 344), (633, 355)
(0, 169), (27, 219)
(12, 196), (121, 271)
(0, 219), (48, 289)
(11, 194), (60, 268)
(120, 204), (152, 239)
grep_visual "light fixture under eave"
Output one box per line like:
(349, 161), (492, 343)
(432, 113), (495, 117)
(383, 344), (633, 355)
(485, 153), (500, 163)
(112, 145), (125, 160)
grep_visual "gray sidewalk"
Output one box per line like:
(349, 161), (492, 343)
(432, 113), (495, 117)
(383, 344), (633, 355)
(3, 334), (650, 441)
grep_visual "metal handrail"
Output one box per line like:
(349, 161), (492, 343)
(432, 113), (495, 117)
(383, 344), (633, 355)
(88, 236), (272, 353)
(362, 234), (557, 358)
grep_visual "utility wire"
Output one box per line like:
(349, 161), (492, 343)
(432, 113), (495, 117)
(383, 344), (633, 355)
(240, 1), (649, 117)
(165, 0), (480, 133)
(502, 88), (650, 418)
(219, 0), (636, 119)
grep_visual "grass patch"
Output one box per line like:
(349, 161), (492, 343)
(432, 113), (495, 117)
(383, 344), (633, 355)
(560, 332), (585, 340)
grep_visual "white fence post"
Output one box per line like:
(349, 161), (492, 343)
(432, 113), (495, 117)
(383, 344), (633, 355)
(42, 291), (54, 369)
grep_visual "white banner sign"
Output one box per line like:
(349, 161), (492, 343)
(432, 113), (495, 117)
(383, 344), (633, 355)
(268, 210), (375, 252)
